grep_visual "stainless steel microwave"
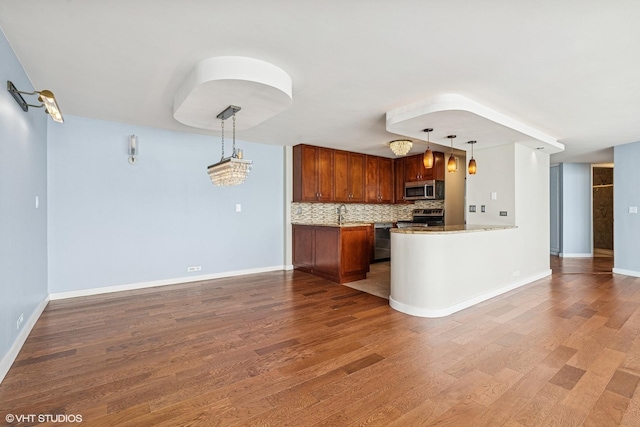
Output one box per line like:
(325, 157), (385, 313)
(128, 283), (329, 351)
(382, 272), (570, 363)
(404, 180), (444, 200)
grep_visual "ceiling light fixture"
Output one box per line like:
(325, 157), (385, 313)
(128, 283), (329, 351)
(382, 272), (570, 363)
(447, 135), (457, 172)
(207, 105), (253, 186)
(7, 80), (64, 123)
(389, 139), (412, 156)
(467, 140), (477, 175)
(422, 128), (434, 169)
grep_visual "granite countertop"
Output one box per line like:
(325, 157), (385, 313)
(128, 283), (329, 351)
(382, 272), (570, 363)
(292, 222), (375, 228)
(391, 224), (517, 234)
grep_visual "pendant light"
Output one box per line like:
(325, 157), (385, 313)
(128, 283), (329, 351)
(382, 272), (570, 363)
(422, 128), (434, 169)
(467, 140), (477, 175)
(447, 135), (457, 172)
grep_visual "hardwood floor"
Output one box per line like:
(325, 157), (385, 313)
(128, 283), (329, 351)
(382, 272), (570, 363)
(3, 256), (640, 426)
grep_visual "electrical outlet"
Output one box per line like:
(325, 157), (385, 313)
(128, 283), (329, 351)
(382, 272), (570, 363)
(500, 211), (508, 216)
(187, 266), (202, 272)
(513, 271), (520, 278)
(16, 313), (24, 330)
(629, 206), (638, 214)
(481, 205), (486, 213)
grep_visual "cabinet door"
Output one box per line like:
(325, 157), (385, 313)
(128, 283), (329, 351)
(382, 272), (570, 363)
(296, 145), (319, 201)
(404, 154), (424, 182)
(348, 153), (366, 202)
(340, 227), (370, 277)
(365, 156), (379, 203)
(394, 157), (408, 204)
(378, 158), (393, 203)
(333, 150), (350, 202)
(292, 225), (314, 268)
(316, 147), (334, 202)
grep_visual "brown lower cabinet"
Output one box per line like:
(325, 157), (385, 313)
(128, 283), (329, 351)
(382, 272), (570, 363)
(292, 224), (370, 284)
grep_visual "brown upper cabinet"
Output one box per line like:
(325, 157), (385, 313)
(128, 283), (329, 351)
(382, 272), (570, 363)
(293, 144), (334, 202)
(393, 157), (410, 204)
(365, 156), (394, 204)
(404, 152), (445, 182)
(334, 150), (366, 203)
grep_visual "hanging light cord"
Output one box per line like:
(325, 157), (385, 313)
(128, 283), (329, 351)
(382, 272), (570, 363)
(232, 112), (237, 158)
(220, 118), (225, 161)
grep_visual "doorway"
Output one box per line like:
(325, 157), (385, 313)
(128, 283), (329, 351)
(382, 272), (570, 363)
(592, 166), (613, 258)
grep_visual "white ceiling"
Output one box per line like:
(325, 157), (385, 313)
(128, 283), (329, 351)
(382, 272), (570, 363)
(1, 0), (639, 162)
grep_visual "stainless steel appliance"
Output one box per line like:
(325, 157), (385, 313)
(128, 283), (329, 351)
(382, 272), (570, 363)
(396, 208), (445, 228)
(404, 180), (444, 200)
(373, 222), (392, 261)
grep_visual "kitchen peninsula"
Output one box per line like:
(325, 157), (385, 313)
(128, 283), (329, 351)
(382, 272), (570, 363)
(390, 224), (548, 318)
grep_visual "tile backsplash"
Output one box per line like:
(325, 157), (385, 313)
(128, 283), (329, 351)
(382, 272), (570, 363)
(291, 200), (444, 225)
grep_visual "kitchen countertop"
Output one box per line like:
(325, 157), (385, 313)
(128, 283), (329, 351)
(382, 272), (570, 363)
(391, 224), (517, 234)
(292, 222), (374, 228)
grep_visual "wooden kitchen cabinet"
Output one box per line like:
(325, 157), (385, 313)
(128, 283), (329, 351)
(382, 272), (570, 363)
(292, 224), (370, 284)
(394, 157), (411, 204)
(334, 150), (365, 203)
(293, 144), (334, 202)
(365, 156), (394, 204)
(404, 152), (445, 182)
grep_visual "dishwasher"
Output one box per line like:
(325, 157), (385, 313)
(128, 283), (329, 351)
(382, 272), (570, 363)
(373, 222), (392, 261)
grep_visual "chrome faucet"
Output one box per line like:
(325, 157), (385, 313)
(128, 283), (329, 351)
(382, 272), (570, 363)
(337, 204), (348, 225)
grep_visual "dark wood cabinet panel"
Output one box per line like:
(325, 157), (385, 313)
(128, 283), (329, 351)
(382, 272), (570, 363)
(292, 224), (370, 284)
(334, 150), (365, 203)
(292, 226), (314, 268)
(434, 151), (445, 181)
(314, 227), (340, 275)
(293, 145), (334, 202)
(394, 157), (410, 204)
(378, 158), (393, 203)
(341, 227), (370, 277)
(366, 156), (394, 203)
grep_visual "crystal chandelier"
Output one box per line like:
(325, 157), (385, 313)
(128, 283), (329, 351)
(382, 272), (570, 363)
(389, 139), (413, 156)
(207, 105), (253, 186)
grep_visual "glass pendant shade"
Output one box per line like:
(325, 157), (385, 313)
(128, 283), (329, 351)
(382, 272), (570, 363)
(468, 158), (477, 175)
(389, 140), (412, 156)
(423, 149), (434, 168)
(447, 154), (457, 172)
(207, 157), (253, 186)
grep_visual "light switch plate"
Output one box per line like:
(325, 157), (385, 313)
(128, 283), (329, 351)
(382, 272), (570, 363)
(630, 206), (638, 214)
(235, 204), (242, 212)
(491, 192), (498, 200)
(469, 205), (476, 212)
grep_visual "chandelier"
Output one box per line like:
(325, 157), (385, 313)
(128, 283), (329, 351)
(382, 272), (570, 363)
(207, 105), (253, 186)
(389, 139), (413, 156)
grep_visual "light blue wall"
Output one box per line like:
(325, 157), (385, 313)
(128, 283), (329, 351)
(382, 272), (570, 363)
(614, 142), (640, 274)
(559, 163), (591, 256)
(48, 116), (284, 293)
(0, 30), (49, 363)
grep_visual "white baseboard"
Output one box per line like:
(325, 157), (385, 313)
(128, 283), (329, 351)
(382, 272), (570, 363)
(559, 253), (592, 258)
(613, 268), (640, 278)
(0, 296), (49, 384)
(283, 264), (294, 271)
(389, 269), (552, 318)
(49, 265), (287, 300)
(550, 250), (559, 256)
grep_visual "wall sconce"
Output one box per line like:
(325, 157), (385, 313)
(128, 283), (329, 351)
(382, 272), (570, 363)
(7, 81), (64, 123)
(128, 135), (138, 165)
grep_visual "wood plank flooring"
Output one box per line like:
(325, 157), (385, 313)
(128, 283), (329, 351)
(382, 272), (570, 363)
(3, 256), (640, 426)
